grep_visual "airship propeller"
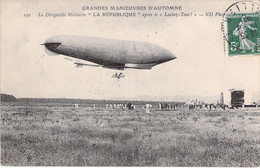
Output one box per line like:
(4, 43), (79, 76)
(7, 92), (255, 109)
(112, 72), (125, 81)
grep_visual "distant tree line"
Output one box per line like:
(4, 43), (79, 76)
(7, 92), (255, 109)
(18, 98), (184, 106)
(0, 94), (17, 102)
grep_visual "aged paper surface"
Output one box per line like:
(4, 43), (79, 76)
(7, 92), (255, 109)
(1, 0), (260, 167)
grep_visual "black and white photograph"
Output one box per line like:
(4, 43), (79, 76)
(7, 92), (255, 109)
(1, 0), (260, 166)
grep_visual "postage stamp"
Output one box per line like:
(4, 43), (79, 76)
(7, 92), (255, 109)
(222, 1), (260, 56)
(227, 13), (259, 56)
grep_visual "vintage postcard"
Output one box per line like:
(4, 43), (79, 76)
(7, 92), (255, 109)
(1, 0), (260, 166)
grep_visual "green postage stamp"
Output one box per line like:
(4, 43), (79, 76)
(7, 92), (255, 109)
(226, 12), (259, 56)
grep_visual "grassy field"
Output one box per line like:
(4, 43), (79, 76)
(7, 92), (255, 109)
(1, 101), (260, 166)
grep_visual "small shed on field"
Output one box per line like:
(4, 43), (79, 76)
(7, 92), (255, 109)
(220, 89), (255, 107)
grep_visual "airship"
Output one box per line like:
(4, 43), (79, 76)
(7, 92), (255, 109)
(42, 35), (176, 71)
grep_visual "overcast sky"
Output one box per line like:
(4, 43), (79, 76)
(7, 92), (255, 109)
(1, 0), (259, 100)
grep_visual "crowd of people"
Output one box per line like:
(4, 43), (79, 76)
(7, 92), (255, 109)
(100, 100), (226, 113)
